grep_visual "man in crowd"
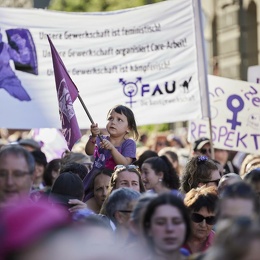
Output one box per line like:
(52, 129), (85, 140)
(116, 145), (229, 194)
(0, 145), (35, 207)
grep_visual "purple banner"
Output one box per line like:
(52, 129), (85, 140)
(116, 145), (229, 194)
(48, 36), (81, 150)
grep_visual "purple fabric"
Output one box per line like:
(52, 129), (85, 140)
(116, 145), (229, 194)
(48, 36), (81, 150)
(6, 28), (38, 75)
(0, 34), (31, 101)
(83, 136), (136, 201)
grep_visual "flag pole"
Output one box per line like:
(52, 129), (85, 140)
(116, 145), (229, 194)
(194, 0), (214, 159)
(77, 94), (103, 142)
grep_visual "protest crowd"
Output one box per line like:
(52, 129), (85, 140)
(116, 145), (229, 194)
(0, 103), (260, 260)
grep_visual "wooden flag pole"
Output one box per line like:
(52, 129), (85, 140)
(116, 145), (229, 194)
(77, 94), (103, 142)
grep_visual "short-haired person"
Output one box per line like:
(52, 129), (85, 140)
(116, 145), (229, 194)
(49, 172), (87, 214)
(217, 173), (242, 194)
(183, 186), (218, 255)
(181, 155), (221, 194)
(30, 150), (47, 191)
(105, 187), (140, 244)
(0, 145), (35, 207)
(216, 182), (259, 221)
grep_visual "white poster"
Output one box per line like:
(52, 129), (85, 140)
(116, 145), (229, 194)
(248, 65), (260, 83)
(0, 0), (205, 129)
(189, 75), (260, 154)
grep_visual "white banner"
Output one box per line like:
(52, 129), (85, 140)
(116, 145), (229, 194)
(189, 75), (260, 154)
(248, 65), (260, 83)
(0, 0), (205, 129)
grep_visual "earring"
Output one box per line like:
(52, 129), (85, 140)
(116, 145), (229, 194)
(159, 178), (162, 182)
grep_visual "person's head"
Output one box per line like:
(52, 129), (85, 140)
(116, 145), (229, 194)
(184, 186), (218, 241)
(61, 151), (93, 174)
(212, 159), (225, 176)
(92, 169), (113, 209)
(181, 155), (220, 194)
(106, 104), (139, 140)
(205, 217), (260, 260)
(0, 198), (71, 260)
(214, 148), (229, 166)
(109, 165), (145, 194)
(129, 193), (158, 236)
(49, 172), (84, 208)
(18, 138), (41, 152)
(60, 162), (89, 181)
(217, 182), (258, 221)
(193, 137), (211, 159)
(43, 158), (61, 187)
(244, 168), (260, 201)
(142, 193), (191, 255)
(134, 149), (158, 169)
(240, 154), (260, 178)
(167, 134), (184, 149)
(159, 148), (180, 176)
(141, 155), (179, 191)
(139, 133), (148, 146)
(147, 133), (169, 153)
(105, 187), (140, 228)
(30, 150), (47, 183)
(218, 173), (242, 194)
(0, 145), (35, 204)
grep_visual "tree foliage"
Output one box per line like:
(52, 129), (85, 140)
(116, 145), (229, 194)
(49, 0), (164, 12)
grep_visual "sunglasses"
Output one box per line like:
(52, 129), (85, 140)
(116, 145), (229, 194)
(191, 213), (217, 225)
(114, 165), (139, 171)
(203, 179), (220, 186)
(200, 148), (211, 154)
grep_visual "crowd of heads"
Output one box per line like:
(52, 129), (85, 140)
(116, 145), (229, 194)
(0, 131), (260, 260)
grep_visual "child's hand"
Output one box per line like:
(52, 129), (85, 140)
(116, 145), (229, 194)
(100, 139), (114, 151)
(90, 123), (100, 137)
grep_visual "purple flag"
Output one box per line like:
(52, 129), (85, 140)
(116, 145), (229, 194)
(47, 36), (81, 150)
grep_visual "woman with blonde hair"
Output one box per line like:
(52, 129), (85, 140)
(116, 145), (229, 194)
(100, 165), (145, 215)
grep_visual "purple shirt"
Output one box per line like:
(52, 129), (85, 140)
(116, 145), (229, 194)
(83, 135), (136, 201)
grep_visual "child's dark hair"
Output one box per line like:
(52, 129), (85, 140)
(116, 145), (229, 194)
(107, 104), (139, 140)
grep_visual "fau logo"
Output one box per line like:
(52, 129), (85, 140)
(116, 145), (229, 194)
(119, 77), (192, 108)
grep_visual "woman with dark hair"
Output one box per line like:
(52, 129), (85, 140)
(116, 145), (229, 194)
(43, 159), (61, 190)
(142, 193), (191, 260)
(141, 155), (180, 194)
(86, 168), (113, 213)
(183, 186), (218, 255)
(180, 156), (221, 194)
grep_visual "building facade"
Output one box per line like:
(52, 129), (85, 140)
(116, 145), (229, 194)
(202, 0), (259, 80)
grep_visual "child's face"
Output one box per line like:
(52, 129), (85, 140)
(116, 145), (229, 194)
(106, 110), (129, 138)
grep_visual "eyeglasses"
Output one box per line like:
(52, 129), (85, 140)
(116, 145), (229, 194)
(200, 148), (211, 154)
(191, 213), (216, 225)
(203, 179), (220, 186)
(0, 170), (30, 179)
(118, 210), (132, 214)
(114, 165), (139, 171)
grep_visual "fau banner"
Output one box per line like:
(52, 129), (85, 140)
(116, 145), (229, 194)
(0, 0), (206, 129)
(189, 75), (260, 154)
